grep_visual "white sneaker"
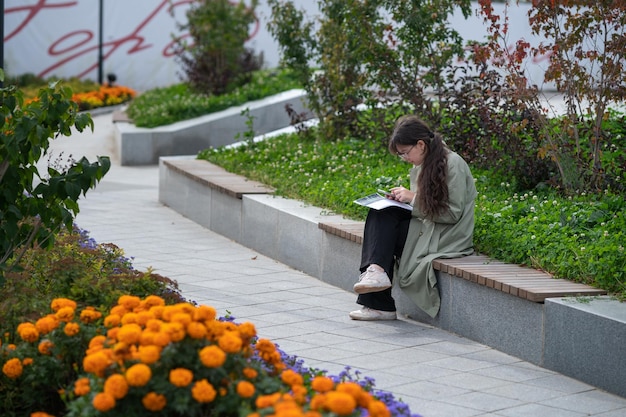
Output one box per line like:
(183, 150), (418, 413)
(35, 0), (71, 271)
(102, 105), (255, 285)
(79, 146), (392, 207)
(353, 266), (392, 294)
(349, 307), (397, 321)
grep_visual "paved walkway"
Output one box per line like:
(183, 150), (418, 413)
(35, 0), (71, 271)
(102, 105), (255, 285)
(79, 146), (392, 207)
(45, 112), (626, 417)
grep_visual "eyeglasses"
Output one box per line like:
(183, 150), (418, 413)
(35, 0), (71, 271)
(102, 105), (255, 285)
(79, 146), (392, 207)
(397, 145), (416, 159)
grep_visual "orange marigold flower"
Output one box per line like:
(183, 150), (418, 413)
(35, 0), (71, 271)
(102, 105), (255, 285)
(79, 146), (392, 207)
(74, 377), (91, 396)
(164, 322), (186, 342)
(169, 367), (194, 387)
(310, 393), (327, 410)
(304, 411), (323, 417)
(292, 384), (308, 403)
(107, 327), (120, 340)
(187, 321), (208, 339)
(64, 322), (80, 337)
(171, 312), (192, 326)
(151, 331), (171, 347)
(191, 379), (217, 403)
(281, 369), (304, 387)
(35, 315), (59, 335)
(218, 331), (242, 353)
(80, 307), (102, 324)
(104, 314), (121, 328)
(83, 351), (112, 376)
(143, 295), (165, 308)
(17, 323), (39, 343)
(356, 390), (373, 408)
(145, 318), (162, 332)
(149, 305), (165, 319)
(118, 295), (141, 311)
(30, 412), (55, 417)
(38, 340), (54, 355)
(256, 392), (282, 409)
(126, 363), (152, 387)
(205, 321), (225, 341)
(336, 381), (364, 398)
(88, 335), (107, 351)
(104, 374), (129, 399)
(142, 392), (167, 412)
(136, 311), (154, 326)
(237, 321), (257, 339)
(51, 298), (77, 312)
(93, 392), (116, 412)
(368, 400), (391, 417)
(243, 367), (258, 379)
(139, 330), (157, 346)
(199, 345), (226, 368)
(2, 357), (23, 379)
(109, 305), (128, 317)
(274, 398), (301, 414)
(236, 380), (255, 398)
(325, 391), (356, 416)
(311, 376), (334, 392)
(55, 306), (75, 322)
(193, 304), (216, 321)
(117, 323), (142, 345)
(120, 312), (139, 325)
(22, 358), (33, 366)
(138, 344), (161, 364)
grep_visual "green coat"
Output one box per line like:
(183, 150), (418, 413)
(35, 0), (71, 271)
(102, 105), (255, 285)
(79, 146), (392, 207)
(395, 151), (477, 318)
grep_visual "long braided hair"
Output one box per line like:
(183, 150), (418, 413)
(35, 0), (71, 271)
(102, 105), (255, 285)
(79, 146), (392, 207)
(388, 115), (450, 219)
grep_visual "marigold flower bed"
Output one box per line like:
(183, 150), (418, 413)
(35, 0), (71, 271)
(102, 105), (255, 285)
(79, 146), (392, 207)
(1, 296), (420, 417)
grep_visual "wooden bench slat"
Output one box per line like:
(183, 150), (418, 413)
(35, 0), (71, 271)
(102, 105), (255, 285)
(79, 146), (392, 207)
(316, 215), (608, 304)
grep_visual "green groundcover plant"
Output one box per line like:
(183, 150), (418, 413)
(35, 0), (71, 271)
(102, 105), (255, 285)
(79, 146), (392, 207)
(125, 68), (302, 128)
(197, 125), (625, 300)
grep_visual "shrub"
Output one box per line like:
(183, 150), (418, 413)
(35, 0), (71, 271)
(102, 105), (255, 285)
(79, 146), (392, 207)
(0, 69), (110, 281)
(473, 0), (626, 193)
(267, 0), (472, 141)
(0, 227), (187, 342)
(172, 0), (263, 95)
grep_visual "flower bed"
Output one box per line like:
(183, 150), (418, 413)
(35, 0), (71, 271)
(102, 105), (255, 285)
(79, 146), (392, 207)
(1, 296), (421, 417)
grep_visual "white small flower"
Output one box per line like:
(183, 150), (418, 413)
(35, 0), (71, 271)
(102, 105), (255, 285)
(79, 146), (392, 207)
(531, 235), (536, 239)
(580, 247), (586, 251)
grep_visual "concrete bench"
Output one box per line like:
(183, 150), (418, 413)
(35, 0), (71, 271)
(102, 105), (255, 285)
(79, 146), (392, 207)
(159, 158), (274, 242)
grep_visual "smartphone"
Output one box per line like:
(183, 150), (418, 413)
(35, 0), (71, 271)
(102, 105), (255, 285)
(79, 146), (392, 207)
(378, 189), (394, 198)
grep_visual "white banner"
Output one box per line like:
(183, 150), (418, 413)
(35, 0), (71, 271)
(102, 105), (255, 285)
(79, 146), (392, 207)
(4, 1), (552, 92)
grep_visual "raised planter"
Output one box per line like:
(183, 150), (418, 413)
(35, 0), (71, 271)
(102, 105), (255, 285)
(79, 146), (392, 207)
(159, 155), (626, 399)
(113, 89), (309, 166)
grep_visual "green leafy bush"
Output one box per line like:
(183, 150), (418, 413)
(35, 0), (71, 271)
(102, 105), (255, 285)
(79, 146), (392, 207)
(125, 68), (302, 128)
(0, 227), (187, 340)
(173, 0), (263, 95)
(0, 70), (110, 281)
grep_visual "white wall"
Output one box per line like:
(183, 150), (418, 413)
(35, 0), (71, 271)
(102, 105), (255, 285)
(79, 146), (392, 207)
(4, 1), (550, 92)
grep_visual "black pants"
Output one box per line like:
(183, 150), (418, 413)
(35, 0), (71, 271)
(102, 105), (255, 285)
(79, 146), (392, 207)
(357, 207), (412, 312)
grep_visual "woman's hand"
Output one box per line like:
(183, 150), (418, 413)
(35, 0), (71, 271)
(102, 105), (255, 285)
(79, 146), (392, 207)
(390, 187), (415, 204)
